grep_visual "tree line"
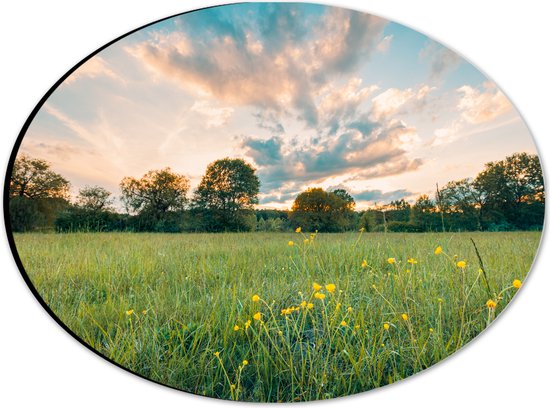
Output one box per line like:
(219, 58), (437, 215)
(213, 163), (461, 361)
(7, 152), (544, 233)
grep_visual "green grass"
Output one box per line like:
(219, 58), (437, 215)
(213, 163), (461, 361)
(13, 231), (539, 401)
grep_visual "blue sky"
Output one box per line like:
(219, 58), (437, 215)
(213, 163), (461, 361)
(20, 2), (536, 209)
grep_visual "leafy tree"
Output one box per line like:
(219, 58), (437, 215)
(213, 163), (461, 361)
(290, 188), (354, 232)
(192, 158), (260, 231)
(474, 152), (543, 229)
(439, 179), (483, 230)
(8, 155), (70, 231)
(75, 186), (113, 212)
(411, 195), (439, 232)
(120, 168), (189, 231)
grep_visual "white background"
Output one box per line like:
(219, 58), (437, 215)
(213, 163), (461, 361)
(1, 1), (548, 406)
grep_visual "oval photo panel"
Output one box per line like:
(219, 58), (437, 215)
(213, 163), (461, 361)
(5, 2), (543, 402)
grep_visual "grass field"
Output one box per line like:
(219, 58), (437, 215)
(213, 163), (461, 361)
(13, 231), (540, 401)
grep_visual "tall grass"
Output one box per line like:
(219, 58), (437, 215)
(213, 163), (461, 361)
(14, 231), (539, 401)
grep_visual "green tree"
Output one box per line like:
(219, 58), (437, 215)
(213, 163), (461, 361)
(9, 155), (70, 231)
(290, 188), (354, 232)
(120, 168), (189, 231)
(474, 152), (544, 229)
(192, 158), (260, 231)
(439, 179), (483, 230)
(76, 185), (113, 212)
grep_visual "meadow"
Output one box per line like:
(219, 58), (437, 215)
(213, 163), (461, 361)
(13, 231), (539, 402)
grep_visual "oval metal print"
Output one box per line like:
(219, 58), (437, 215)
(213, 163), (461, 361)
(4, 2), (543, 402)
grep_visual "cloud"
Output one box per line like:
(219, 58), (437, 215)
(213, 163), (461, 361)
(190, 100), (233, 128)
(420, 42), (461, 80)
(353, 188), (413, 203)
(65, 56), (124, 84)
(431, 82), (514, 146)
(253, 111), (285, 134)
(376, 35), (393, 53)
(242, 119), (422, 192)
(457, 81), (512, 124)
(127, 4), (388, 128)
(369, 85), (435, 122)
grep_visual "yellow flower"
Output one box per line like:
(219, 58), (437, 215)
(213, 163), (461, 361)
(245, 319), (251, 329)
(314, 292), (326, 300)
(354, 324), (360, 329)
(242, 359), (248, 366)
(387, 257), (396, 264)
(300, 300), (307, 308)
(486, 299), (497, 309)
(278, 330), (283, 336)
(253, 312), (262, 320)
(313, 282), (322, 291)
(304, 238), (309, 244)
(407, 258), (417, 264)
(383, 323), (390, 330)
(307, 302), (314, 310)
(141, 310), (147, 315)
(347, 306), (353, 312)
(295, 227), (302, 233)
(401, 313), (408, 321)
(361, 259), (368, 268)
(429, 328), (434, 333)
(456, 261), (466, 268)
(288, 240), (294, 246)
(434, 246), (443, 255)
(126, 309), (134, 316)
(252, 294), (260, 302)
(359, 227), (366, 233)
(513, 279), (522, 289)
(325, 283), (336, 293)
(335, 302), (341, 310)
(340, 320), (348, 327)
(233, 325), (240, 331)
(214, 351), (220, 357)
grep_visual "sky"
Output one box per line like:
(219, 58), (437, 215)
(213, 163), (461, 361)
(19, 2), (537, 210)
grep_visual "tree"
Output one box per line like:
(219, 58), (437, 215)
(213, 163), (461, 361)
(192, 158), (260, 231)
(76, 186), (113, 212)
(120, 168), (190, 231)
(9, 155), (70, 231)
(474, 152), (544, 229)
(9, 154), (70, 199)
(439, 179), (483, 230)
(411, 195), (438, 232)
(290, 188), (354, 232)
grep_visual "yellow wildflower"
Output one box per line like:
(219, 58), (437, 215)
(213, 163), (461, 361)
(126, 309), (134, 316)
(335, 302), (341, 310)
(304, 238), (309, 244)
(383, 323), (390, 330)
(233, 325), (240, 331)
(456, 261), (466, 268)
(314, 292), (326, 300)
(486, 299), (497, 309)
(253, 312), (262, 320)
(307, 302), (313, 310)
(288, 240), (294, 246)
(407, 258), (417, 264)
(278, 330), (283, 336)
(313, 282), (322, 291)
(354, 325), (360, 329)
(325, 283), (336, 293)
(359, 227), (366, 233)
(361, 259), (368, 268)
(340, 320), (348, 327)
(141, 310), (147, 315)
(300, 300), (307, 308)
(513, 279), (522, 289)
(387, 257), (396, 264)
(347, 306), (353, 312)
(252, 294), (260, 302)
(295, 227), (302, 233)
(245, 319), (251, 329)
(434, 246), (443, 255)
(242, 359), (248, 366)
(401, 313), (408, 321)
(429, 328), (434, 333)
(214, 351), (220, 357)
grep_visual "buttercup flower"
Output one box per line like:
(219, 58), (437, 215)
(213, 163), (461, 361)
(434, 246), (443, 255)
(314, 293), (326, 300)
(513, 279), (522, 289)
(325, 283), (336, 293)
